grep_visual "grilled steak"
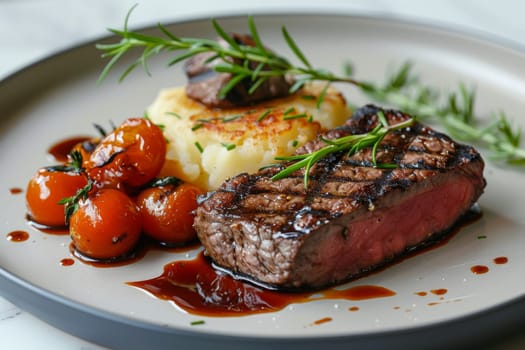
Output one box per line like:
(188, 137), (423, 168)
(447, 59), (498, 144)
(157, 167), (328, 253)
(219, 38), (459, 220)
(194, 105), (486, 290)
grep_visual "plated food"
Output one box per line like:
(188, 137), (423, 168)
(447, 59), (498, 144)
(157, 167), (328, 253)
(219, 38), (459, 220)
(3, 12), (525, 350)
(21, 11), (492, 307)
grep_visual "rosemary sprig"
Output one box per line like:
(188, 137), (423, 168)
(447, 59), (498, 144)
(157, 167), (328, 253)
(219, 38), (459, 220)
(55, 151), (92, 222)
(46, 150), (84, 173)
(271, 113), (414, 189)
(59, 179), (93, 223)
(97, 8), (525, 168)
(96, 6), (364, 104)
(357, 62), (525, 164)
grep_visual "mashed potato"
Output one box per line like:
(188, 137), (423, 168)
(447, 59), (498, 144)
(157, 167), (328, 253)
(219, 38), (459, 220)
(148, 83), (349, 190)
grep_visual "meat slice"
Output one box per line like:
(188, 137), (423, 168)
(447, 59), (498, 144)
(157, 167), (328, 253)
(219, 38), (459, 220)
(194, 105), (486, 290)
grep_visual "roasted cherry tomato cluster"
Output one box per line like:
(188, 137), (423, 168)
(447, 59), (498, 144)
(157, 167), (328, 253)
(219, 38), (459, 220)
(26, 117), (203, 261)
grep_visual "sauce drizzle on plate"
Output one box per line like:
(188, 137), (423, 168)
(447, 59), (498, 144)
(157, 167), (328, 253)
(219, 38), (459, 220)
(128, 252), (396, 317)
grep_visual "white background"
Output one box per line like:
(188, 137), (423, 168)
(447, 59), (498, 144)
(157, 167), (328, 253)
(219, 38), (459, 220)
(1, 1), (524, 349)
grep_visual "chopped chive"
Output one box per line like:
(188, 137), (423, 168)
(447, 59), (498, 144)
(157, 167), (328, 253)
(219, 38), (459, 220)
(222, 114), (242, 122)
(283, 113), (308, 120)
(300, 95), (316, 100)
(196, 118), (214, 123)
(307, 114), (314, 123)
(194, 141), (204, 153)
(257, 109), (272, 122)
(283, 107), (296, 115)
(477, 235), (487, 240)
(292, 140), (299, 147)
(157, 123), (166, 130)
(165, 111), (182, 119)
(221, 142), (236, 151)
(191, 123), (204, 131)
(190, 320), (205, 326)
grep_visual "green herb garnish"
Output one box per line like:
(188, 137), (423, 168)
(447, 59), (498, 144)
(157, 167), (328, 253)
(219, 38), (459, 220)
(53, 151), (92, 222)
(165, 111), (182, 119)
(194, 141), (204, 153)
(272, 112), (414, 189)
(283, 107), (296, 115)
(59, 179), (93, 223)
(356, 61), (525, 164)
(190, 320), (205, 326)
(257, 109), (272, 122)
(222, 114), (242, 122)
(283, 113), (308, 121)
(97, 7), (525, 170)
(221, 142), (237, 151)
(191, 123), (204, 131)
(300, 95), (316, 100)
(96, 7), (364, 106)
(46, 150), (84, 173)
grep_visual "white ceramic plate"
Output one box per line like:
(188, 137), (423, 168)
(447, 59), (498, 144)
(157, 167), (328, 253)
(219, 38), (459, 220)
(1, 14), (525, 350)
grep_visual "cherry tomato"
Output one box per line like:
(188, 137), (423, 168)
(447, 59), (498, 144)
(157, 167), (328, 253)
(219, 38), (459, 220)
(69, 189), (141, 260)
(136, 181), (203, 245)
(85, 118), (166, 189)
(26, 167), (88, 227)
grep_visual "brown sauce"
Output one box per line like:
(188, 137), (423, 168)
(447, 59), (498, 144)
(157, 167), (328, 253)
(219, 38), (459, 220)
(47, 136), (92, 163)
(6, 230), (29, 242)
(415, 291), (427, 296)
(430, 288), (447, 295)
(470, 265), (489, 274)
(60, 258), (75, 266)
(348, 306), (359, 312)
(128, 252), (396, 317)
(9, 187), (23, 195)
(312, 317), (333, 325)
(322, 284), (396, 300)
(25, 215), (69, 235)
(493, 256), (508, 264)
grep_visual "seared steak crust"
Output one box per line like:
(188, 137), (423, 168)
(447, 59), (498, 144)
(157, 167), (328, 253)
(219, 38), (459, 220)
(194, 105), (486, 290)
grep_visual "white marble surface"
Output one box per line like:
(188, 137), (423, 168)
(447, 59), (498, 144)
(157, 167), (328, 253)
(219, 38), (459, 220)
(1, 1), (525, 349)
